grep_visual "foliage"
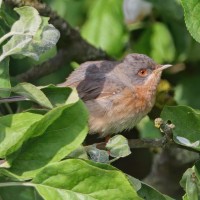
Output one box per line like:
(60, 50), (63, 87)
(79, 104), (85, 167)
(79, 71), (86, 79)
(181, 0), (200, 44)
(0, 0), (200, 200)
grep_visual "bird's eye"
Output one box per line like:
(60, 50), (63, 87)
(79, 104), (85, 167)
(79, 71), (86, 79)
(137, 69), (148, 77)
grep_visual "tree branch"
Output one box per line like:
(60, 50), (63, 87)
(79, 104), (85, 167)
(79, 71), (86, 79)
(15, 49), (69, 82)
(95, 119), (200, 154)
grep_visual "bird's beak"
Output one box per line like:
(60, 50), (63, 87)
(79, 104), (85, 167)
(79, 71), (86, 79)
(154, 64), (172, 73)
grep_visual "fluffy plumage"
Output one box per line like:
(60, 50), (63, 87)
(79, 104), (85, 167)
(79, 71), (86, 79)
(59, 54), (170, 137)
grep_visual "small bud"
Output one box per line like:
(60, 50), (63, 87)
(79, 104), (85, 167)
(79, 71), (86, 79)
(154, 118), (164, 128)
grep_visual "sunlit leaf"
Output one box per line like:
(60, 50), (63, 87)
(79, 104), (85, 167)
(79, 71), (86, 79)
(0, 112), (43, 158)
(7, 101), (88, 179)
(135, 22), (175, 63)
(20, 17), (60, 61)
(11, 6), (41, 34)
(106, 135), (131, 158)
(0, 6), (59, 61)
(0, 6), (41, 60)
(81, 0), (128, 57)
(0, 57), (10, 97)
(181, 0), (200, 43)
(33, 159), (141, 200)
(12, 82), (53, 109)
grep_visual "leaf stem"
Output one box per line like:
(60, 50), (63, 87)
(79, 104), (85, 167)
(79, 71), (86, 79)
(0, 96), (27, 103)
(0, 32), (14, 45)
(0, 182), (34, 187)
(0, 31), (33, 45)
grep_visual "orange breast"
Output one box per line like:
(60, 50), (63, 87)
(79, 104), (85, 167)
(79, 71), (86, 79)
(88, 86), (156, 136)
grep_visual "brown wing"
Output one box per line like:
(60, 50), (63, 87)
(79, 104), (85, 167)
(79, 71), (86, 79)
(60, 60), (125, 101)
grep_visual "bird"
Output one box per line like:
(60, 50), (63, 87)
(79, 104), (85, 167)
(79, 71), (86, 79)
(59, 53), (172, 137)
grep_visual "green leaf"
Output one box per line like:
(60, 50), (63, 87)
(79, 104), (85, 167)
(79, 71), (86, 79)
(41, 85), (79, 107)
(81, 0), (128, 57)
(180, 163), (200, 200)
(12, 82), (53, 109)
(11, 6), (41, 34)
(0, 6), (59, 61)
(36, 185), (97, 200)
(128, 175), (174, 200)
(138, 182), (175, 200)
(19, 17), (60, 61)
(0, 112), (43, 158)
(169, 20), (191, 61)
(0, 6), (42, 60)
(7, 101), (88, 179)
(161, 106), (200, 151)
(48, 0), (87, 27)
(0, 3), (17, 29)
(33, 159), (141, 200)
(146, 0), (183, 20)
(0, 185), (42, 200)
(0, 34), (32, 61)
(68, 145), (88, 160)
(0, 57), (10, 97)
(175, 75), (200, 109)
(135, 22), (175, 63)
(137, 116), (161, 139)
(106, 135), (131, 158)
(181, 0), (200, 43)
(194, 160), (200, 182)
(127, 175), (142, 191)
(87, 146), (109, 163)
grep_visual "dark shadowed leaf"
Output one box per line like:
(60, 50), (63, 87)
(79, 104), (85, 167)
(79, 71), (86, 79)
(175, 75), (200, 109)
(0, 185), (42, 200)
(138, 183), (174, 200)
(128, 175), (174, 200)
(146, 0), (183, 20)
(41, 85), (79, 106)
